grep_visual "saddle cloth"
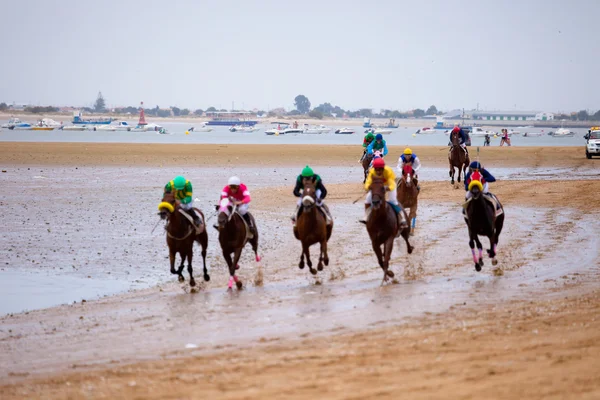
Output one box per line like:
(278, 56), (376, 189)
(298, 205), (332, 225)
(463, 193), (503, 218)
(179, 209), (205, 234)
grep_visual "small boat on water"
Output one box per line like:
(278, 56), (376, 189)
(415, 127), (439, 134)
(469, 127), (497, 137)
(522, 132), (543, 137)
(384, 119), (399, 128)
(2, 118), (25, 128)
(60, 125), (87, 131)
(283, 127), (303, 134)
(365, 128), (392, 135)
(72, 111), (112, 125)
(265, 127), (285, 135)
(551, 128), (574, 137)
(335, 128), (355, 134)
(114, 121), (133, 131)
(10, 123), (33, 130)
(229, 125), (257, 132)
(302, 124), (331, 134)
(92, 125), (116, 131)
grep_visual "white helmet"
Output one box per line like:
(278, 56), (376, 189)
(228, 176), (241, 186)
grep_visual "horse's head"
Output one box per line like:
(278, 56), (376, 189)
(301, 178), (317, 210)
(468, 180), (483, 200)
(402, 164), (414, 186)
(216, 197), (235, 230)
(369, 178), (386, 210)
(158, 192), (177, 220)
(450, 130), (460, 145)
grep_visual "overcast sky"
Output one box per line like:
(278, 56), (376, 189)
(1, 0), (598, 113)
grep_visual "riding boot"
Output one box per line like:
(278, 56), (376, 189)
(358, 150), (366, 163)
(359, 204), (371, 224)
(396, 208), (408, 231)
(243, 213), (254, 235)
(319, 202), (333, 225)
(188, 208), (202, 228)
(291, 205), (301, 225)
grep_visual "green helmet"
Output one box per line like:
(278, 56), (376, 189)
(173, 176), (186, 190)
(301, 165), (314, 177)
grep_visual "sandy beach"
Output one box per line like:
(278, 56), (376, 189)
(1, 142), (599, 399)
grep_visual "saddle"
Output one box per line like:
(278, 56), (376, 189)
(297, 204), (332, 225)
(463, 193), (503, 218)
(179, 208), (205, 234)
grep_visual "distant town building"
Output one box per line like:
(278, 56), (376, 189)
(471, 111), (554, 121)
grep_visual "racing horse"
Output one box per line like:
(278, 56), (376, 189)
(216, 198), (260, 289)
(396, 164), (419, 235)
(449, 130), (470, 186)
(463, 180), (504, 271)
(158, 192), (209, 287)
(365, 178), (413, 284)
(361, 150), (383, 183)
(293, 179), (333, 275)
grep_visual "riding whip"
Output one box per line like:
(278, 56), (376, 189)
(151, 217), (162, 234)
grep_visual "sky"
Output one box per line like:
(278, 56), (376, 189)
(1, 0), (598, 113)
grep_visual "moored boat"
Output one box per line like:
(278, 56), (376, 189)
(335, 127), (355, 134)
(72, 111), (112, 125)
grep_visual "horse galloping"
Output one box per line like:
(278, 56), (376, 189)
(216, 198), (260, 289)
(463, 181), (504, 271)
(365, 178), (413, 284)
(158, 192), (209, 287)
(449, 131), (470, 186)
(396, 164), (419, 235)
(293, 179), (333, 275)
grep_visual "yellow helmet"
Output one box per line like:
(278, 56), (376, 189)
(403, 148), (413, 155)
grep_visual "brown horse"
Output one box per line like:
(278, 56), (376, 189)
(158, 193), (209, 287)
(449, 131), (470, 186)
(366, 178), (413, 284)
(396, 164), (419, 235)
(216, 198), (260, 290)
(293, 179), (333, 275)
(361, 153), (373, 183)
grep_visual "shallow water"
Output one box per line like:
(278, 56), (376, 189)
(0, 120), (589, 146)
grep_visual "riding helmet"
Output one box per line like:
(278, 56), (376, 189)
(173, 176), (186, 190)
(301, 165), (314, 177)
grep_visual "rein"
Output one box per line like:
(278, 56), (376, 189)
(167, 226), (194, 241)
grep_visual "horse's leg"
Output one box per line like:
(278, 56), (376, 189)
(490, 214), (504, 266)
(468, 232), (481, 272)
(399, 218), (413, 254)
(322, 235), (330, 267)
(474, 235), (484, 271)
(410, 201), (418, 235)
(371, 241), (386, 283)
(169, 248), (178, 276)
(177, 251), (186, 282)
(383, 236), (395, 281)
(304, 243), (316, 275)
(232, 247), (244, 289)
(222, 249), (235, 289)
(449, 164), (455, 185)
(187, 248), (196, 287)
(317, 238), (327, 271)
(198, 233), (210, 282)
(298, 243), (305, 269)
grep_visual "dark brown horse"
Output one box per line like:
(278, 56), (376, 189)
(216, 198), (260, 289)
(158, 193), (209, 287)
(366, 178), (413, 284)
(396, 164), (419, 236)
(362, 153), (373, 183)
(464, 182), (504, 271)
(293, 179), (333, 275)
(449, 131), (470, 186)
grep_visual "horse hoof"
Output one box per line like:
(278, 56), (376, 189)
(299, 262), (305, 270)
(189, 278), (196, 287)
(310, 268), (317, 276)
(386, 270), (395, 278)
(178, 275), (185, 282)
(204, 274), (210, 282)
(475, 263), (482, 272)
(479, 258), (484, 267)
(492, 258), (498, 266)
(235, 264), (240, 270)
(407, 246), (414, 254)
(255, 255), (261, 262)
(317, 264), (323, 271)
(236, 280), (243, 290)
(324, 258), (329, 266)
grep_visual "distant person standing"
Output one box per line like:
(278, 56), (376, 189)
(484, 134), (491, 146)
(499, 129), (511, 146)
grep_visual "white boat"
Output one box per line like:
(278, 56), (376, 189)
(92, 125), (117, 131)
(41, 118), (62, 127)
(335, 128), (355, 134)
(265, 128), (285, 135)
(371, 128), (392, 135)
(552, 128), (574, 137)
(114, 121), (133, 131)
(229, 125), (257, 132)
(522, 132), (542, 137)
(283, 127), (303, 134)
(60, 125), (87, 131)
(190, 123), (213, 132)
(2, 118), (24, 128)
(469, 127), (497, 137)
(415, 127), (438, 134)
(11, 123), (33, 130)
(131, 123), (163, 132)
(302, 124), (331, 134)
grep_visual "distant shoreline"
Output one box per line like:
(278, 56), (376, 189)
(0, 111), (593, 129)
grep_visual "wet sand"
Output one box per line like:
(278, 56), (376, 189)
(0, 142), (596, 168)
(1, 143), (599, 399)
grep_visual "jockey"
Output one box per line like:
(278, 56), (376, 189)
(464, 161), (496, 200)
(360, 157), (408, 228)
(359, 131), (376, 162)
(164, 175), (201, 226)
(397, 148), (421, 191)
(291, 165), (332, 225)
(366, 133), (388, 157)
(450, 125), (469, 156)
(219, 176), (255, 233)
